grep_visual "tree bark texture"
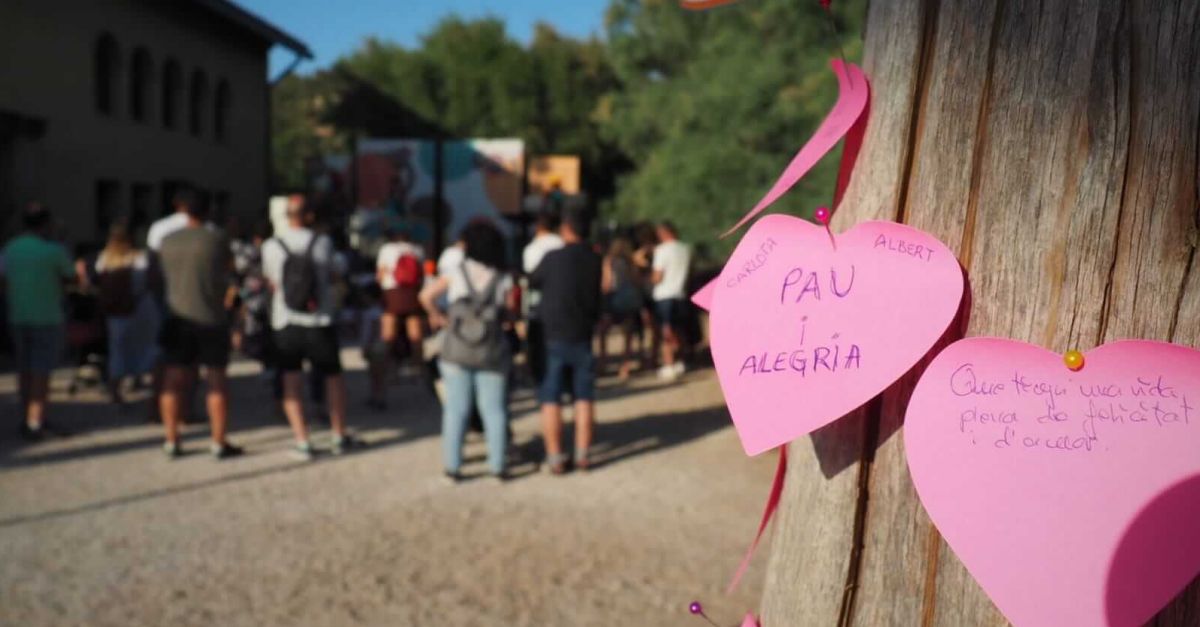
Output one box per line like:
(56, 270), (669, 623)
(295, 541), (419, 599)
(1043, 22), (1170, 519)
(759, 1), (1200, 625)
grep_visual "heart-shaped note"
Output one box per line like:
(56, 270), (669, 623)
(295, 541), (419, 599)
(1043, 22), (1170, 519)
(905, 338), (1200, 627)
(709, 214), (962, 455)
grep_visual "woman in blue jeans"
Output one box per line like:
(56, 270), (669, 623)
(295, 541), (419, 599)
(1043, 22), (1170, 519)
(419, 221), (517, 482)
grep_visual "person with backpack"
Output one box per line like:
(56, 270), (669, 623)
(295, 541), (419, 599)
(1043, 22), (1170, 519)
(376, 219), (426, 384)
(419, 220), (517, 482)
(156, 189), (242, 459)
(95, 222), (159, 406)
(261, 198), (363, 461)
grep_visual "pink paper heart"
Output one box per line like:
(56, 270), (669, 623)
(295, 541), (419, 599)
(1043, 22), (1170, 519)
(905, 338), (1200, 627)
(709, 214), (962, 455)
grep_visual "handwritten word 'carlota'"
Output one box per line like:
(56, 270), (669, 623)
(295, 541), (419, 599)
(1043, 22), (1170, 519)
(738, 342), (861, 376)
(779, 265), (855, 305)
(873, 234), (935, 262)
(727, 237), (779, 288)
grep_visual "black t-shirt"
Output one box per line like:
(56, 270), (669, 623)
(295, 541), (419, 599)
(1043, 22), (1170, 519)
(530, 242), (602, 343)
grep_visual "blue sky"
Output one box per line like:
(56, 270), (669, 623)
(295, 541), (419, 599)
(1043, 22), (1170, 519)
(240, 0), (613, 77)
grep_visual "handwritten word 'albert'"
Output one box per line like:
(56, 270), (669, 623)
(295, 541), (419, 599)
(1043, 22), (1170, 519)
(874, 234), (935, 262)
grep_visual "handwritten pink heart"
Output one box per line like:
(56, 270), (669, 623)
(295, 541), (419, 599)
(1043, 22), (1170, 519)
(905, 338), (1200, 627)
(709, 214), (962, 455)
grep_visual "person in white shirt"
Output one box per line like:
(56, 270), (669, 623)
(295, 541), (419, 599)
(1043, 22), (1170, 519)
(261, 200), (361, 460)
(375, 221), (427, 381)
(651, 221), (692, 381)
(146, 211), (189, 253)
(522, 212), (564, 274)
(521, 212), (564, 385)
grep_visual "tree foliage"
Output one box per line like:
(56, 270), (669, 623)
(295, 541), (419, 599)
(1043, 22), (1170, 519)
(271, 1), (865, 254)
(603, 0), (864, 253)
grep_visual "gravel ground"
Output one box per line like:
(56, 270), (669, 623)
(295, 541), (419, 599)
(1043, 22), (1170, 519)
(0, 353), (773, 627)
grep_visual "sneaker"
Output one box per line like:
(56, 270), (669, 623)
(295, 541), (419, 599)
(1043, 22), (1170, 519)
(290, 441), (315, 462)
(672, 361), (686, 377)
(331, 433), (366, 456)
(18, 422), (44, 442)
(210, 441), (244, 460)
(657, 365), (679, 382)
(163, 440), (183, 459)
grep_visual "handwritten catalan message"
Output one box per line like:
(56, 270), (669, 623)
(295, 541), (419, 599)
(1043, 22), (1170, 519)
(707, 215), (963, 455)
(904, 338), (1200, 627)
(951, 363), (1193, 453)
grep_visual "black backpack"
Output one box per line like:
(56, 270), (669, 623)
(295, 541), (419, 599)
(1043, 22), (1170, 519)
(276, 235), (320, 312)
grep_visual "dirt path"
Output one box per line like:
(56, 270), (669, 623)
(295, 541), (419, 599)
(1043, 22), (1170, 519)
(0, 354), (773, 627)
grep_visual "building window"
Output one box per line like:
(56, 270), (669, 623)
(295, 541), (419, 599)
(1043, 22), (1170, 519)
(214, 79), (231, 142)
(129, 47), (154, 122)
(212, 190), (230, 225)
(189, 69), (209, 136)
(131, 183), (153, 242)
(94, 33), (121, 115)
(95, 180), (121, 237)
(160, 179), (187, 217)
(162, 59), (182, 129)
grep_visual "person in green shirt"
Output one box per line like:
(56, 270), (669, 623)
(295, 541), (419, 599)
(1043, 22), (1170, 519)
(1, 204), (77, 439)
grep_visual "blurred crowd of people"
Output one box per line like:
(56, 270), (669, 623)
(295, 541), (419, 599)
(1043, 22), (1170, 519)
(0, 191), (699, 481)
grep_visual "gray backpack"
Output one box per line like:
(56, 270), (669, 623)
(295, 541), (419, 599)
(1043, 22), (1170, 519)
(441, 266), (507, 370)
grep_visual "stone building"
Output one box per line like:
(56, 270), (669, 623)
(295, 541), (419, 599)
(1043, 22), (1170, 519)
(0, 0), (310, 244)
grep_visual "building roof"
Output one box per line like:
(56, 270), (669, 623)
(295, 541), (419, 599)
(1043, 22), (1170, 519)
(188, 0), (313, 59)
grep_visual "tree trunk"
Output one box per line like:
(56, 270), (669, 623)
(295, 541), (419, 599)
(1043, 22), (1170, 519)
(759, 1), (1200, 625)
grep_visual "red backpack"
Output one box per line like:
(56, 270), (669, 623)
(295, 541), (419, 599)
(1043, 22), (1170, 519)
(392, 254), (422, 288)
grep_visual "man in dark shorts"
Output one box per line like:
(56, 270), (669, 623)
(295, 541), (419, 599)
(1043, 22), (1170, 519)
(530, 205), (602, 473)
(262, 200), (362, 460)
(651, 221), (692, 381)
(157, 188), (242, 459)
(1, 203), (78, 439)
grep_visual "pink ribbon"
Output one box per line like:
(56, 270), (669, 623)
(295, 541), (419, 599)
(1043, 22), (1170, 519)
(727, 445), (788, 592)
(721, 59), (868, 237)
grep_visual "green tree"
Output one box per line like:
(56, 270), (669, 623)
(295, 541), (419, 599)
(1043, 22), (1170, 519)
(270, 70), (347, 192)
(602, 0), (864, 256)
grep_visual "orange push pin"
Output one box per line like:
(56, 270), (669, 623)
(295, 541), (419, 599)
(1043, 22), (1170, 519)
(1063, 349), (1084, 371)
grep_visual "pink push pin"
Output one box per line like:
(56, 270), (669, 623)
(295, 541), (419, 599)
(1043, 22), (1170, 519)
(814, 206), (836, 249)
(689, 601), (720, 627)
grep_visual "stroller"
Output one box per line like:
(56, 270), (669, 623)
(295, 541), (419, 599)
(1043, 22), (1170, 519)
(64, 290), (108, 396)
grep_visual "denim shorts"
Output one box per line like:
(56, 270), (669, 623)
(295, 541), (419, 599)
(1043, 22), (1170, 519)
(655, 298), (685, 326)
(538, 340), (595, 404)
(10, 324), (64, 375)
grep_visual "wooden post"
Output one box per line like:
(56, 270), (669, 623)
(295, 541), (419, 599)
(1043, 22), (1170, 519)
(759, 1), (1200, 625)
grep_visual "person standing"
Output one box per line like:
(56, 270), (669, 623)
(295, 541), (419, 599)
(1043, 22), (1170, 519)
(1, 204), (77, 439)
(156, 189), (242, 458)
(599, 236), (644, 380)
(376, 220), (426, 379)
(95, 223), (159, 406)
(262, 201), (362, 460)
(651, 221), (692, 382)
(419, 220), (516, 482)
(530, 206), (602, 473)
(521, 211), (563, 386)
